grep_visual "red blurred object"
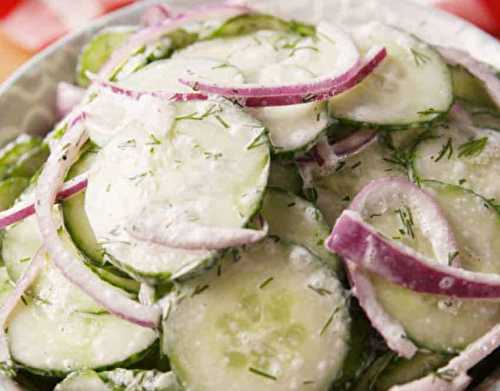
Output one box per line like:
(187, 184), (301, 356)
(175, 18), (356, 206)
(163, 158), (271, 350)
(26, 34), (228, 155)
(0, 0), (136, 51)
(436, 0), (500, 37)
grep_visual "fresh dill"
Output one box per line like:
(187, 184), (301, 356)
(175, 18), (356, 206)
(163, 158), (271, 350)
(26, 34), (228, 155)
(320, 307), (339, 336)
(246, 128), (269, 150)
(259, 276), (274, 289)
(146, 134), (162, 145)
(434, 138), (453, 162)
(457, 137), (488, 158)
(191, 284), (209, 297)
(395, 206), (415, 239)
(203, 151), (223, 160)
(351, 161), (362, 170)
(307, 285), (332, 296)
(175, 104), (220, 121)
(418, 107), (446, 116)
(448, 251), (459, 266)
(410, 48), (431, 67)
(118, 139), (137, 150)
(335, 161), (346, 172)
(434, 368), (458, 382)
(248, 367), (277, 381)
(215, 115), (230, 129)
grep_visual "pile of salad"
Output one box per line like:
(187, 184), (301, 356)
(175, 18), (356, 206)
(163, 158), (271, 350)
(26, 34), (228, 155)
(0, 2), (500, 390)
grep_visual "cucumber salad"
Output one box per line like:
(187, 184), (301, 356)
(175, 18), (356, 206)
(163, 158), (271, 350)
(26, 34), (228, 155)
(1, 2), (500, 390)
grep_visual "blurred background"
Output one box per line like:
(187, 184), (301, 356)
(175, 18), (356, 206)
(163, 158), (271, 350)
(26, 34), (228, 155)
(0, 0), (499, 83)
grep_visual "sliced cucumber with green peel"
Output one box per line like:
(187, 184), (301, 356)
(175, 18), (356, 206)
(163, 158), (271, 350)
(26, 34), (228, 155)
(85, 98), (270, 283)
(450, 64), (497, 109)
(2, 213), (157, 375)
(163, 239), (350, 391)
(314, 139), (406, 225)
(5, 143), (49, 179)
(352, 351), (451, 390)
(329, 23), (453, 128)
(268, 160), (303, 195)
(261, 188), (341, 273)
(362, 180), (500, 352)
(413, 123), (500, 201)
(0, 135), (42, 180)
(174, 23), (356, 153)
(55, 369), (180, 391)
(77, 26), (137, 87)
(208, 13), (315, 39)
(0, 177), (29, 211)
(63, 148), (103, 264)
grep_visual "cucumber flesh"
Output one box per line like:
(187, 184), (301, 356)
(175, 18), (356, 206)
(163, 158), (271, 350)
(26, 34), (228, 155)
(55, 369), (180, 391)
(450, 64), (497, 109)
(314, 139), (406, 225)
(0, 135), (42, 180)
(268, 160), (303, 195)
(413, 123), (500, 201)
(0, 177), (29, 211)
(2, 213), (157, 375)
(84, 97), (269, 283)
(63, 148), (103, 264)
(329, 23), (453, 127)
(163, 240), (350, 391)
(77, 26), (136, 87)
(5, 143), (49, 179)
(174, 24), (358, 153)
(261, 188), (341, 273)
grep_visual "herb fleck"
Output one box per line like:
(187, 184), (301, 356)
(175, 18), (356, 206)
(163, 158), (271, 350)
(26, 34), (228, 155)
(308, 285), (332, 296)
(434, 138), (453, 162)
(411, 48), (431, 67)
(249, 367), (277, 381)
(458, 137), (488, 158)
(191, 284), (209, 297)
(259, 276), (274, 289)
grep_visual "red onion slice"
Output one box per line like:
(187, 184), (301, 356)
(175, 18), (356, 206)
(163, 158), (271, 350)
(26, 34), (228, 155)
(327, 210), (500, 299)
(56, 82), (85, 120)
(127, 219), (269, 251)
(180, 48), (387, 104)
(99, 2), (252, 79)
(0, 173), (88, 231)
(0, 247), (45, 364)
(437, 46), (500, 109)
(141, 4), (174, 27)
(34, 112), (160, 329)
(347, 264), (418, 358)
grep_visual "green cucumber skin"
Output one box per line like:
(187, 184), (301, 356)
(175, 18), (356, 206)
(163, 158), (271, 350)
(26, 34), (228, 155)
(208, 13), (316, 40)
(14, 342), (158, 379)
(77, 27), (137, 87)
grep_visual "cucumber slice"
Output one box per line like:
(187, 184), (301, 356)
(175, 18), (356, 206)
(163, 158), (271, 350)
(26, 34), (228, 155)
(314, 139), (406, 225)
(0, 135), (42, 180)
(261, 188), (341, 273)
(413, 123), (500, 201)
(361, 180), (500, 352)
(450, 64), (496, 109)
(2, 214), (157, 375)
(163, 239), (350, 391)
(77, 26), (137, 87)
(268, 160), (303, 195)
(0, 177), (29, 211)
(352, 351), (451, 391)
(175, 23), (358, 153)
(209, 13), (315, 39)
(329, 23), (453, 128)
(84, 98), (270, 283)
(63, 148), (103, 264)
(55, 369), (181, 391)
(6, 143), (49, 179)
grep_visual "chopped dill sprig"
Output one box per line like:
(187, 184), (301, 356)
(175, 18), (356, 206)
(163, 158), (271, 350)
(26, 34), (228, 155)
(248, 367), (277, 381)
(259, 276), (274, 289)
(457, 137), (488, 158)
(411, 48), (431, 67)
(395, 206), (415, 239)
(434, 138), (453, 162)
